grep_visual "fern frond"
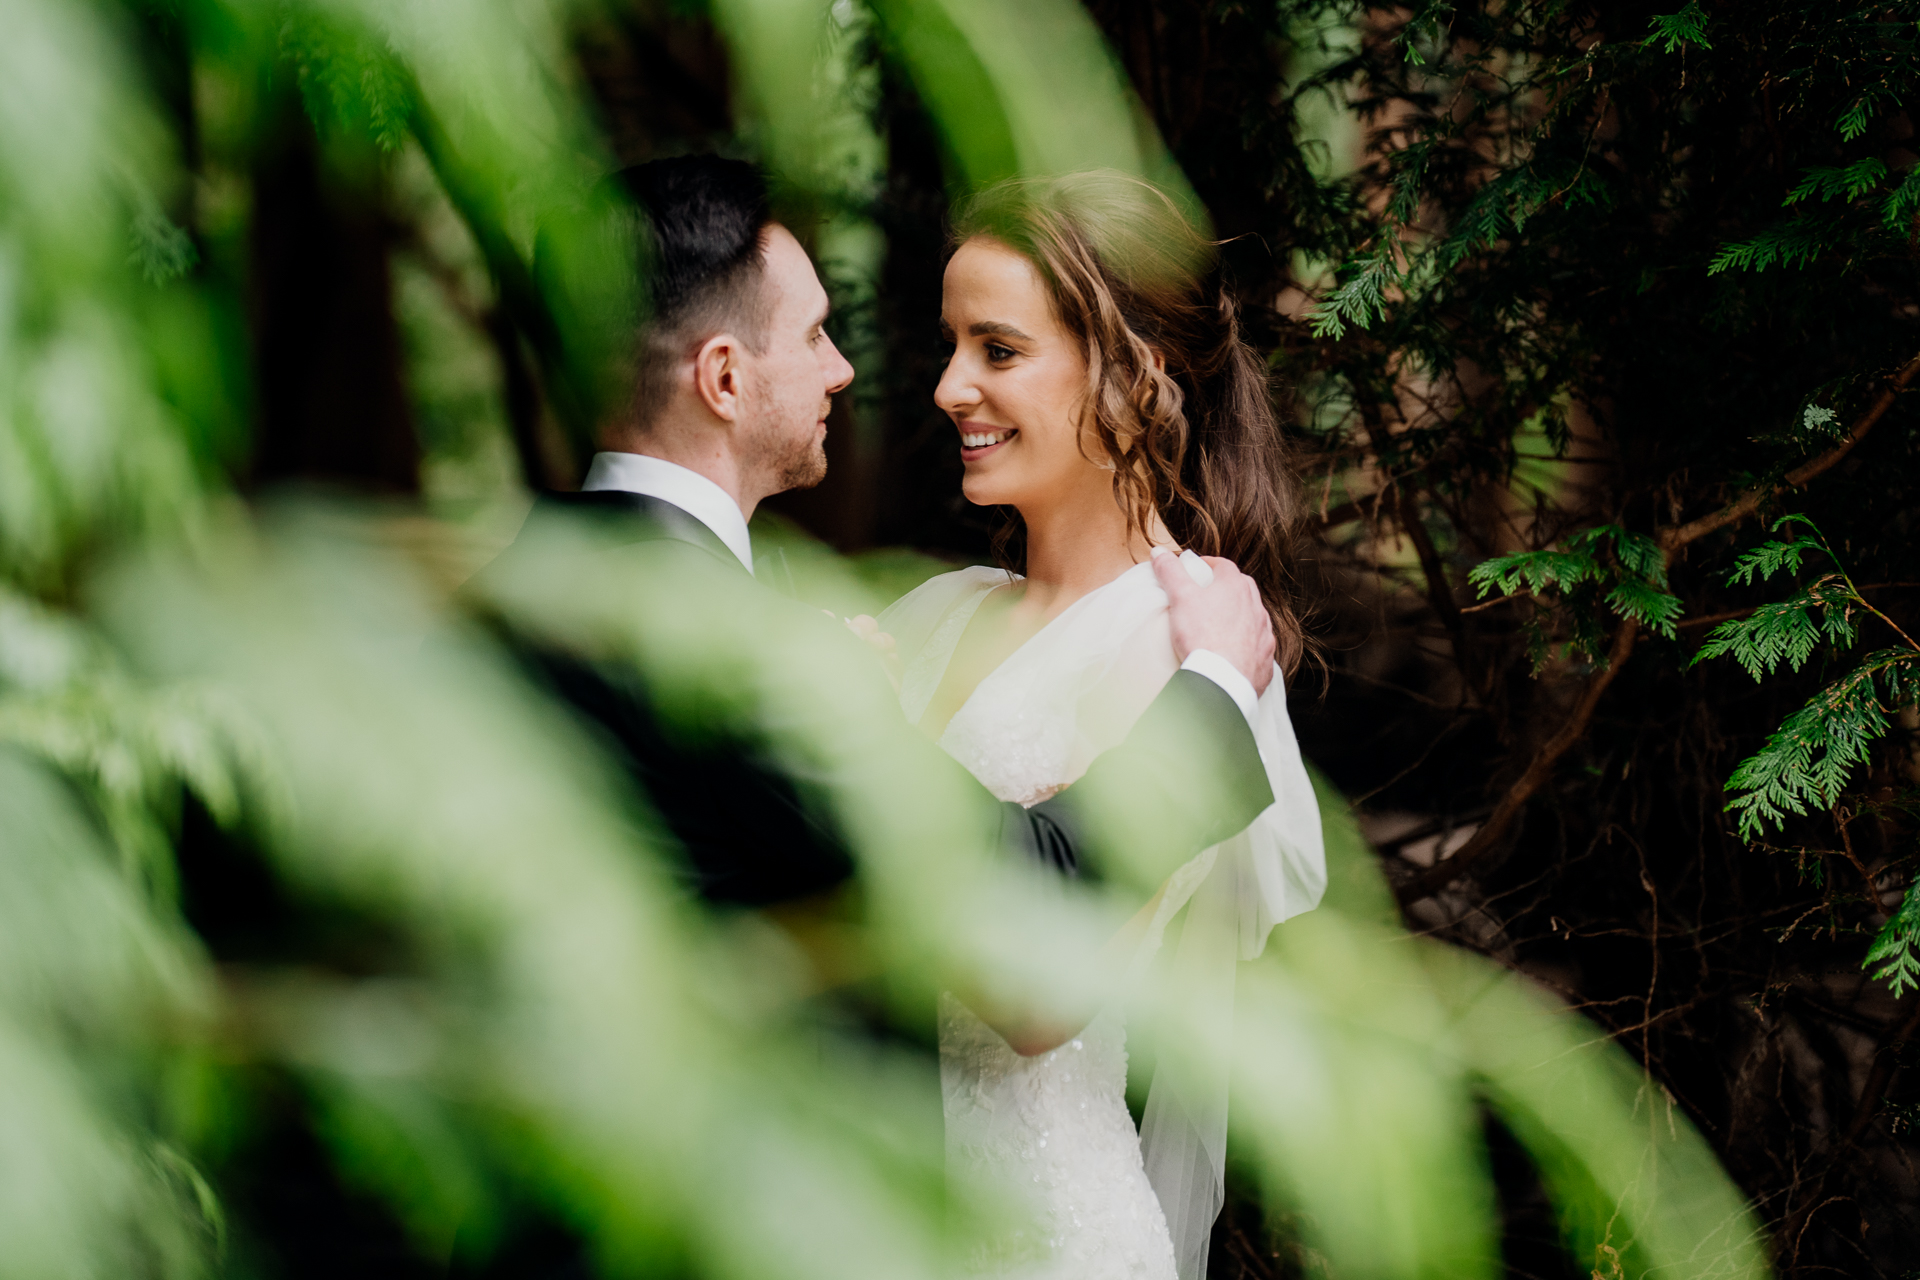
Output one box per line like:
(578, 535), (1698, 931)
(1574, 526), (1669, 589)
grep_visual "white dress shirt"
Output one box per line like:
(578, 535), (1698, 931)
(579, 450), (1259, 723)
(581, 451), (756, 576)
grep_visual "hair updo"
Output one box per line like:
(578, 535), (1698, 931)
(950, 170), (1311, 675)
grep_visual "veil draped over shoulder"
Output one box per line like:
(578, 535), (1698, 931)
(879, 552), (1326, 1280)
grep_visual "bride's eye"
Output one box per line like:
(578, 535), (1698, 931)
(985, 342), (1016, 363)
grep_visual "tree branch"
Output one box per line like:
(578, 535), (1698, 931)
(1398, 618), (1639, 904)
(1659, 350), (1920, 555)
(1397, 349), (1920, 906)
(1356, 401), (1480, 690)
(1844, 995), (1920, 1146)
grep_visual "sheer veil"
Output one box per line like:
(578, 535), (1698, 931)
(1134, 642), (1324, 1280)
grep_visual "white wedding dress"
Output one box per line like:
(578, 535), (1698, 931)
(878, 557), (1325, 1280)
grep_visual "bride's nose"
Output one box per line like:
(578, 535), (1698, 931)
(934, 353), (977, 417)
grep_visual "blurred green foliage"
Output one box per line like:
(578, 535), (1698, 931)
(0, 0), (1777, 1276)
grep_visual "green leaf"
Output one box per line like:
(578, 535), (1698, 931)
(279, 12), (415, 153)
(1866, 883), (1920, 998)
(1801, 405), (1840, 436)
(1470, 526), (1680, 644)
(1646, 3), (1711, 54)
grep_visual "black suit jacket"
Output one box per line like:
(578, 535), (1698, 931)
(472, 490), (1274, 908)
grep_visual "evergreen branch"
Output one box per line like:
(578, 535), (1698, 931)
(1309, 248), (1399, 339)
(1724, 515), (1827, 585)
(1856, 595), (1920, 655)
(1884, 167), (1920, 232)
(1866, 884), (1920, 998)
(1659, 350), (1920, 555)
(1411, 345), (1916, 905)
(1605, 577), (1684, 638)
(1708, 217), (1833, 274)
(1722, 651), (1917, 840)
(1646, 3), (1711, 54)
(1693, 577), (1858, 679)
(1785, 158), (1890, 205)
(1468, 548), (1598, 599)
(1468, 526), (1680, 640)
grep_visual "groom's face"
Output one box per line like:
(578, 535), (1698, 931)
(737, 224), (854, 496)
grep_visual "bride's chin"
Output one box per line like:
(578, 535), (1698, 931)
(960, 478), (1005, 507)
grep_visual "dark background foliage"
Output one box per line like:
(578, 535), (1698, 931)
(131, 0), (1920, 1274)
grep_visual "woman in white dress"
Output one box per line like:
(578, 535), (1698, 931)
(876, 172), (1327, 1280)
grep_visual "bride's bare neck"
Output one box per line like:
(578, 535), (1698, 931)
(1016, 486), (1172, 616)
(914, 489), (1172, 742)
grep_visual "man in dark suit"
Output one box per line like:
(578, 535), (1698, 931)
(475, 155), (1279, 918)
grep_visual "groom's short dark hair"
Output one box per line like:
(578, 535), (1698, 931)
(609, 155), (774, 427)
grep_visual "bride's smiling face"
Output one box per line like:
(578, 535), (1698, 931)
(935, 236), (1101, 511)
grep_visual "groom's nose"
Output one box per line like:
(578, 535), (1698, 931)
(822, 333), (854, 394)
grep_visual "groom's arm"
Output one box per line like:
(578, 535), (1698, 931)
(1008, 667), (1271, 880)
(1005, 550), (1280, 881)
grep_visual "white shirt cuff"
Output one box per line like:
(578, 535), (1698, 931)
(1179, 649), (1259, 727)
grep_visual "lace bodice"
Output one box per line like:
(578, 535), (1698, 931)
(940, 998), (1177, 1279)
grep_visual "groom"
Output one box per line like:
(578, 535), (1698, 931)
(479, 155), (1279, 913)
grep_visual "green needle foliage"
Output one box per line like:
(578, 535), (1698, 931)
(0, 0), (1814, 1274)
(1692, 517), (1920, 993)
(1469, 524), (1682, 670)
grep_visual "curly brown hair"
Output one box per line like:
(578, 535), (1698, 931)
(950, 170), (1312, 675)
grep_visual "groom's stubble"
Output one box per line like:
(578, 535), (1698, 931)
(742, 381), (832, 495)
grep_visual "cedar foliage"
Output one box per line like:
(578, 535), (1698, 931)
(993, 2), (1920, 1273)
(862, 0), (1920, 1271)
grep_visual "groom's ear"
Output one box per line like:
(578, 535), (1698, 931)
(690, 332), (747, 422)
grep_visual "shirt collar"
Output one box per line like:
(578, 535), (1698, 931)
(579, 452), (755, 576)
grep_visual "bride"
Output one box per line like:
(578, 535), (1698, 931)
(876, 172), (1327, 1280)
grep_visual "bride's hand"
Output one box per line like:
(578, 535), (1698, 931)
(990, 880), (1173, 1057)
(844, 613), (903, 692)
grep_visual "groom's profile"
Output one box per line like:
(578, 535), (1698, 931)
(476, 154), (1280, 915)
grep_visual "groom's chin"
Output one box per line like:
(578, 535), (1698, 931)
(780, 448), (828, 492)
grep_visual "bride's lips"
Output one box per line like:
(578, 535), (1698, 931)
(958, 422), (1017, 461)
